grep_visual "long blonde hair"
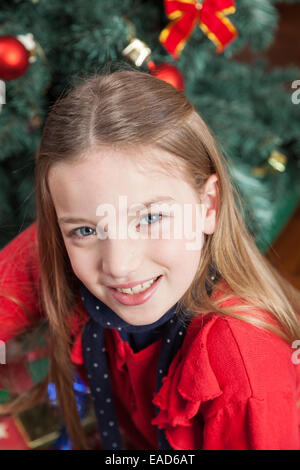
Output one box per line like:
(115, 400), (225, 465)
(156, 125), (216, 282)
(1, 67), (299, 449)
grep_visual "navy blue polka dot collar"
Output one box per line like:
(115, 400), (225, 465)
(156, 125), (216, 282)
(79, 282), (191, 450)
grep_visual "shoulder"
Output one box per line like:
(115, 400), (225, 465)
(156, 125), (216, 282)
(180, 310), (298, 405)
(0, 222), (39, 287)
(0, 222), (37, 256)
(0, 222), (38, 280)
(153, 308), (300, 446)
(0, 223), (41, 342)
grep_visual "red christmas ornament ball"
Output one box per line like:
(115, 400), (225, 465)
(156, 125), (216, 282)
(0, 35), (30, 81)
(147, 61), (184, 92)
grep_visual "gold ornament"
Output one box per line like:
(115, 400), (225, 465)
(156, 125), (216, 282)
(252, 150), (287, 178)
(121, 17), (152, 67)
(122, 38), (152, 67)
(267, 150), (287, 172)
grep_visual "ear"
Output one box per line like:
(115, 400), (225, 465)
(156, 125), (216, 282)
(202, 174), (219, 235)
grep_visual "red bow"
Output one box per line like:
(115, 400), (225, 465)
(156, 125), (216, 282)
(159, 0), (238, 60)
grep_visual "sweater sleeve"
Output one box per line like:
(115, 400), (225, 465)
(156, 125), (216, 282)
(201, 394), (300, 450)
(0, 223), (43, 343)
(200, 316), (300, 450)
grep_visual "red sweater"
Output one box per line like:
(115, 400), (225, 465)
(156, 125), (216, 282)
(1, 223), (300, 450)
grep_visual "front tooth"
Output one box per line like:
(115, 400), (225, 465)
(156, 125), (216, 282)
(116, 278), (155, 294)
(132, 280), (153, 294)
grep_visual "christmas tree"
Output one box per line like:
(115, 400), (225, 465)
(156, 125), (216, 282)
(0, 0), (300, 252)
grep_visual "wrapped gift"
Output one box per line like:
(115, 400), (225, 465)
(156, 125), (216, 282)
(0, 324), (99, 450)
(0, 322), (50, 403)
(0, 395), (98, 450)
(0, 415), (30, 450)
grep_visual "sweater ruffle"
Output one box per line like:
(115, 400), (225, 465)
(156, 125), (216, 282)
(151, 315), (224, 449)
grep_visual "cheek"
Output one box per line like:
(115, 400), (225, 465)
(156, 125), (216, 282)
(178, 238), (202, 276)
(63, 243), (99, 282)
(173, 241), (202, 293)
(152, 237), (202, 275)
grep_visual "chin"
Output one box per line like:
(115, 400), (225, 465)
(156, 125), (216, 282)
(123, 313), (163, 326)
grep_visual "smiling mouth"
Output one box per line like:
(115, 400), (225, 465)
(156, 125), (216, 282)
(107, 275), (163, 307)
(112, 275), (162, 295)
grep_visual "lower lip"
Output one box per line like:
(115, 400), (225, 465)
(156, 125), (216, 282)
(108, 276), (163, 306)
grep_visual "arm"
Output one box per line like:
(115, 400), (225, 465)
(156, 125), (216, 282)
(0, 223), (43, 343)
(201, 394), (300, 450)
(200, 316), (300, 450)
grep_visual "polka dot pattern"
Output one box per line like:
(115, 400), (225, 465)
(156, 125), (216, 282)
(80, 281), (192, 450)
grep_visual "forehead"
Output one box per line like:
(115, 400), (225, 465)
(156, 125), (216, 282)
(48, 144), (192, 189)
(48, 145), (201, 220)
(48, 148), (192, 222)
(95, 144), (188, 178)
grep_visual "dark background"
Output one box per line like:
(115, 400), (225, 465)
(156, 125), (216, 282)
(262, 3), (300, 290)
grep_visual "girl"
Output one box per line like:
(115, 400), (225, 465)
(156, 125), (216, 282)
(0, 67), (300, 450)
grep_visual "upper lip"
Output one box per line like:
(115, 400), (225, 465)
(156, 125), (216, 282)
(107, 275), (160, 289)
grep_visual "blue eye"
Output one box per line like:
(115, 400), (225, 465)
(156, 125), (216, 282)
(70, 227), (96, 239)
(69, 213), (165, 240)
(139, 213), (164, 226)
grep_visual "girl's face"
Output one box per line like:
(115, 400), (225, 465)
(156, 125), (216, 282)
(48, 145), (218, 325)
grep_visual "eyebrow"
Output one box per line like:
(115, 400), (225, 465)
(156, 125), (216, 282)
(58, 196), (176, 225)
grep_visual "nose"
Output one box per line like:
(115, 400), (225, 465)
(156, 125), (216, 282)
(100, 237), (143, 282)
